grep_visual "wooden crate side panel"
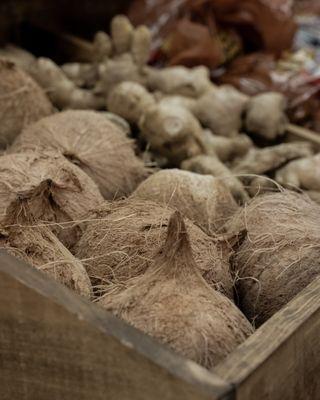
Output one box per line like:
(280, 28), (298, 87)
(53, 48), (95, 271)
(0, 251), (232, 400)
(215, 277), (320, 400)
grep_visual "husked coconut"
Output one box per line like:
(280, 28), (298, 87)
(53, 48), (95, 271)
(131, 169), (238, 234)
(75, 199), (234, 300)
(0, 151), (103, 248)
(10, 110), (148, 199)
(0, 60), (53, 148)
(228, 191), (320, 326)
(98, 211), (253, 369)
(0, 200), (91, 298)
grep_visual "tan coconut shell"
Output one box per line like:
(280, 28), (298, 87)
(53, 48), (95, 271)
(98, 211), (253, 369)
(0, 60), (53, 148)
(0, 151), (103, 249)
(228, 191), (320, 326)
(75, 199), (234, 300)
(10, 110), (148, 199)
(131, 169), (238, 234)
(0, 201), (91, 298)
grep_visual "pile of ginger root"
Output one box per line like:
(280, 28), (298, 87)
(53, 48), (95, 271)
(1, 24), (319, 265)
(1, 14), (319, 204)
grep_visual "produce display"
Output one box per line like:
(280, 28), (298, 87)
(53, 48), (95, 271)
(1, 9), (320, 370)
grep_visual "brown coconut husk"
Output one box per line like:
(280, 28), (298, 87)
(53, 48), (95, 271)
(131, 169), (238, 235)
(98, 211), (253, 369)
(0, 60), (53, 148)
(75, 199), (234, 300)
(0, 151), (103, 249)
(228, 191), (320, 326)
(0, 199), (92, 298)
(11, 110), (148, 199)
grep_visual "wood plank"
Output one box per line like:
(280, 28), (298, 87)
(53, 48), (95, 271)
(215, 276), (320, 400)
(0, 250), (232, 400)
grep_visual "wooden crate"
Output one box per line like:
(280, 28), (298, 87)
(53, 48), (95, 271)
(0, 249), (319, 400)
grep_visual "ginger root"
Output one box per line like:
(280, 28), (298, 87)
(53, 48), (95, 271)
(146, 65), (212, 98)
(111, 15), (134, 55)
(131, 25), (152, 68)
(181, 155), (248, 203)
(107, 81), (156, 125)
(157, 94), (197, 111)
(201, 130), (253, 162)
(31, 57), (104, 110)
(61, 63), (98, 88)
(275, 154), (320, 190)
(93, 31), (113, 62)
(232, 142), (313, 175)
(193, 85), (249, 137)
(98, 16), (152, 93)
(245, 92), (288, 140)
(139, 103), (204, 165)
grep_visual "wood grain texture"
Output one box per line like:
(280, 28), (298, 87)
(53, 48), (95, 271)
(0, 250), (232, 400)
(215, 276), (320, 400)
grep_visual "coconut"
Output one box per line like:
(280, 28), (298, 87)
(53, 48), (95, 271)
(0, 60), (53, 148)
(75, 199), (234, 300)
(10, 110), (148, 199)
(98, 211), (253, 369)
(131, 169), (238, 234)
(228, 191), (320, 326)
(0, 200), (91, 298)
(0, 151), (103, 249)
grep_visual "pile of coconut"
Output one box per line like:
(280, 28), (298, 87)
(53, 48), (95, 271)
(1, 14), (320, 370)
